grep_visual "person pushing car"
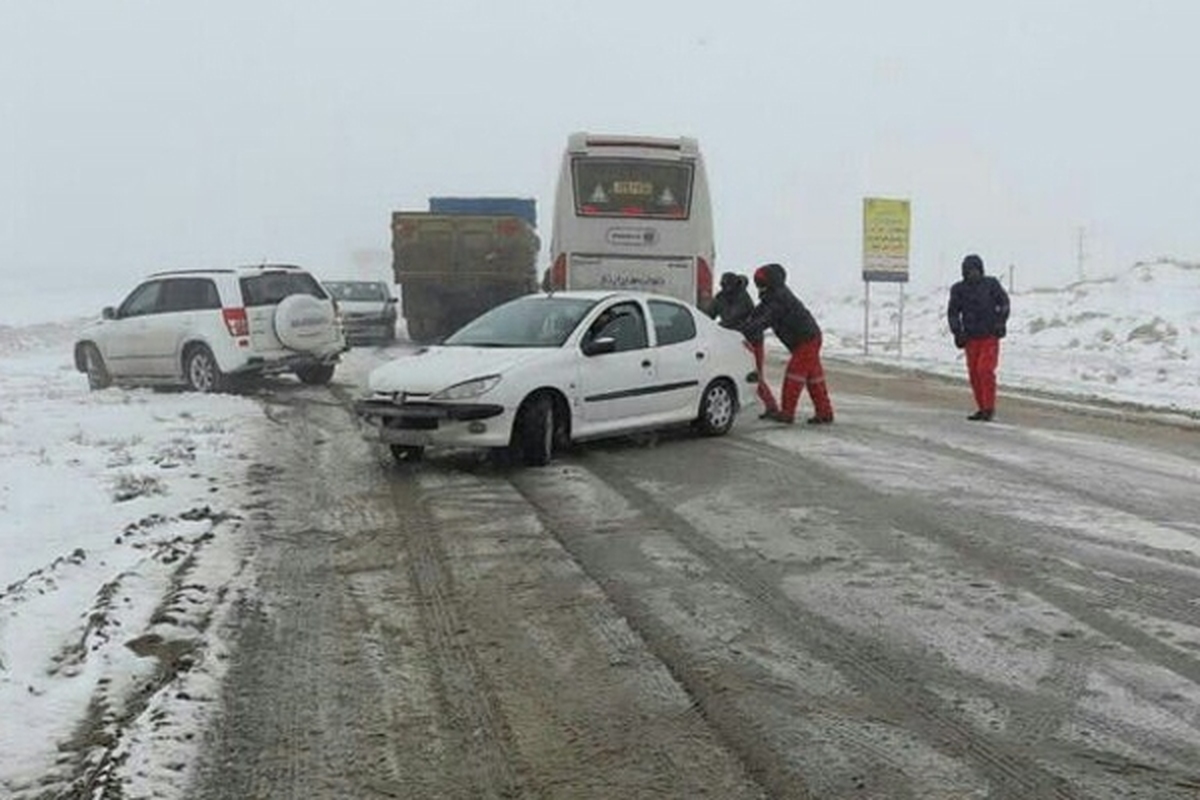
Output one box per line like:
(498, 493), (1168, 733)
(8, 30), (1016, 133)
(739, 263), (834, 425)
(708, 271), (780, 418)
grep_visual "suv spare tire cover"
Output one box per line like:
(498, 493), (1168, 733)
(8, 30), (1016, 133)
(273, 294), (337, 352)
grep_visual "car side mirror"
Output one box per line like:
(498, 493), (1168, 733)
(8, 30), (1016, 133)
(582, 336), (617, 356)
(102, 306), (117, 320)
(386, 297), (398, 304)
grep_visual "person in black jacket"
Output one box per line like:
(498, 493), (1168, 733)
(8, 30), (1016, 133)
(947, 253), (1010, 421)
(740, 263), (834, 425)
(709, 272), (780, 416)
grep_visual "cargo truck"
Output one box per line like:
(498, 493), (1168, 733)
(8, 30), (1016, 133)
(392, 198), (539, 343)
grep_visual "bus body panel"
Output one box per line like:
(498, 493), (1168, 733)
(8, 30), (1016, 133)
(566, 253), (697, 299)
(549, 132), (715, 308)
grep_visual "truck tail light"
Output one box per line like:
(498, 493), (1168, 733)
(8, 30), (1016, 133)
(697, 257), (713, 308)
(222, 307), (249, 337)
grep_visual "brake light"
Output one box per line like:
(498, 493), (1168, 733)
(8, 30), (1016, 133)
(549, 253), (567, 290)
(222, 307), (249, 337)
(697, 257), (713, 308)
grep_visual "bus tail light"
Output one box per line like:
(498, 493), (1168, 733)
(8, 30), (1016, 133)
(222, 307), (249, 337)
(697, 257), (713, 308)
(549, 253), (567, 290)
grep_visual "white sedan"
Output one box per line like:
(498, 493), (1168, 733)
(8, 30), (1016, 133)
(353, 290), (759, 466)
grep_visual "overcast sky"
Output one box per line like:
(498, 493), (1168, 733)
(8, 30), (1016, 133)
(3, 0), (1199, 305)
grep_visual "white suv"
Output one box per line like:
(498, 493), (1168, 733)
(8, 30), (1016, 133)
(74, 264), (347, 392)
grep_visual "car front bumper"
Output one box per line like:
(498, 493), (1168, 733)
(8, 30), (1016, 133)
(354, 397), (513, 448)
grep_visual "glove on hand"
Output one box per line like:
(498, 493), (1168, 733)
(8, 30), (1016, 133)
(995, 323), (1007, 339)
(953, 332), (968, 349)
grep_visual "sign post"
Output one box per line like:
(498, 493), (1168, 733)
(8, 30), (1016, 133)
(861, 197), (911, 357)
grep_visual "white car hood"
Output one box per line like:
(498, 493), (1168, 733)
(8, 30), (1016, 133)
(367, 346), (544, 395)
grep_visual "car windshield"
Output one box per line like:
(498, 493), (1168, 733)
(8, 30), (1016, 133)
(443, 295), (597, 348)
(325, 281), (388, 302)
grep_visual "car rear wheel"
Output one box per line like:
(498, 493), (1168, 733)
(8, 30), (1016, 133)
(295, 363), (335, 385)
(512, 394), (555, 467)
(184, 345), (226, 393)
(82, 344), (112, 390)
(390, 444), (424, 464)
(696, 379), (736, 436)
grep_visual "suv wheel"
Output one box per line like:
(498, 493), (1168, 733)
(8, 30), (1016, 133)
(184, 345), (226, 393)
(295, 363), (335, 385)
(82, 344), (112, 390)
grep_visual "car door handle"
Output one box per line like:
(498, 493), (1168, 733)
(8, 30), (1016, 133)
(641, 359), (652, 368)
(695, 352), (705, 360)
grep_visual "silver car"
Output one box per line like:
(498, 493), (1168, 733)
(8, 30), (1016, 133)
(324, 280), (398, 345)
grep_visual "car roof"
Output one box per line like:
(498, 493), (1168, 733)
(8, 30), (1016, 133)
(537, 289), (690, 305)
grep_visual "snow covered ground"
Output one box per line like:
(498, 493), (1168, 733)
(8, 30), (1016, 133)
(0, 258), (1197, 796)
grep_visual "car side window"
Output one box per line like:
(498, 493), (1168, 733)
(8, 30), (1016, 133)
(161, 278), (222, 312)
(118, 281), (165, 318)
(585, 302), (648, 352)
(649, 300), (696, 346)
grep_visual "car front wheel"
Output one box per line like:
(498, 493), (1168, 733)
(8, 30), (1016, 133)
(184, 345), (226, 393)
(512, 394), (555, 467)
(696, 379), (736, 436)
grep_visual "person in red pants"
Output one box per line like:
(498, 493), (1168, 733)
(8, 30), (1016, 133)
(739, 263), (834, 425)
(708, 271), (779, 417)
(947, 253), (1010, 421)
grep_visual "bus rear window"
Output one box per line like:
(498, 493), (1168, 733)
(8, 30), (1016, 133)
(572, 158), (693, 219)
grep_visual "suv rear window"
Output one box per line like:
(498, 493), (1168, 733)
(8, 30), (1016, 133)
(239, 271), (327, 307)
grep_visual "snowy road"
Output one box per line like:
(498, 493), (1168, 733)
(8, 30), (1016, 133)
(186, 347), (1200, 799)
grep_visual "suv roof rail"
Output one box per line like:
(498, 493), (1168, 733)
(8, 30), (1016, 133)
(146, 268), (235, 277)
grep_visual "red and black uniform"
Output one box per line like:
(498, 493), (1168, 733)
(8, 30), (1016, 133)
(709, 272), (778, 413)
(740, 263), (834, 424)
(947, 254), (1010, 420)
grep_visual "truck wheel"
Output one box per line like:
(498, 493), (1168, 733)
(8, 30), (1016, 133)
(406, 317), (426, 343)
(82, 344), (112, 390)
(184, 345), (226, 393)
(511, 394), (555, 467)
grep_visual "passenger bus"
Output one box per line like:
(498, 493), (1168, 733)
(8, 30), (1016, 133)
(545, 132), (715, 308)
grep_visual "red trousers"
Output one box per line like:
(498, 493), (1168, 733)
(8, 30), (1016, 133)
(965, 336), (1000, 412)
(780, 335), (833, 421)
(746, 340), (779, 412)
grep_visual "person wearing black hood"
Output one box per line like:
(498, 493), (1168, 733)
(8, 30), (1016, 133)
(947, 253), (1010, 421)
(740, 262), (834, 425)
(709, 271), (780, 416)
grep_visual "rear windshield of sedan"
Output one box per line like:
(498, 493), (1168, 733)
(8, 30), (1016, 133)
(444, 296), (597, 348)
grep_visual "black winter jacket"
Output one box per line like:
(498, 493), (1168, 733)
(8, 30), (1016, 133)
(740, 268), (821, 350)
(708, 275), (760, 343)
(947, 275), (1010, 340)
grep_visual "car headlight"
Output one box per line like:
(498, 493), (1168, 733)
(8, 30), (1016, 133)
(431, 374), (502, 400)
